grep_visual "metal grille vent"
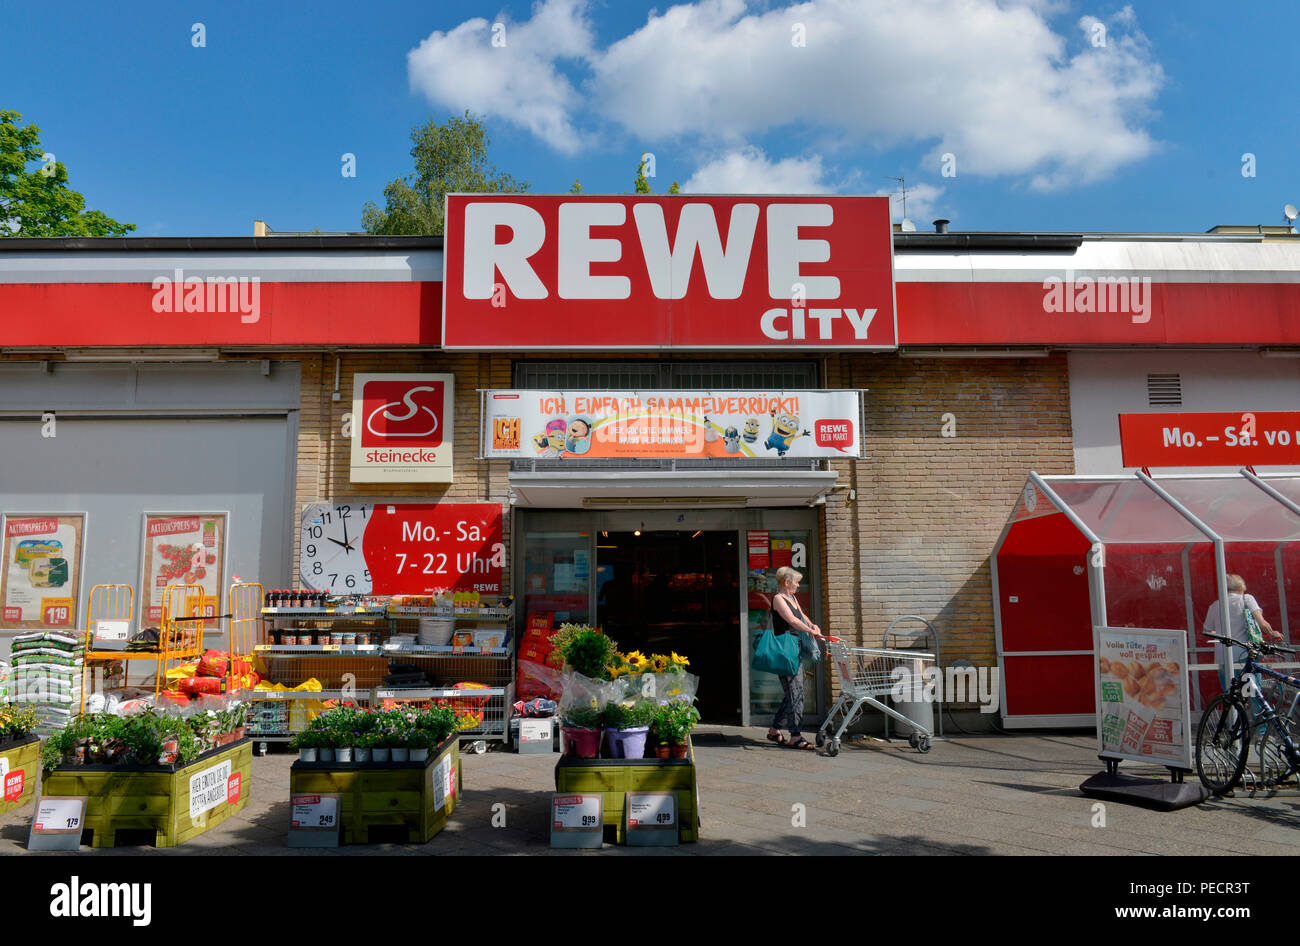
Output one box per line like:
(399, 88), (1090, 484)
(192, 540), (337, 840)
(1146, 373), (1182, 407)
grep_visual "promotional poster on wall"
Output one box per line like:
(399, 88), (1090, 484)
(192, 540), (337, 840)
(140, 513), (228, 626)
(0, 514), (86, 630)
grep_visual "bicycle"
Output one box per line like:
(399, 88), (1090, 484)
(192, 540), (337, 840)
(1195, 632), (1300, 796)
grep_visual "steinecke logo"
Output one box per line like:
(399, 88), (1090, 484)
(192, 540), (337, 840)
(359, 381), (445, 448)
(50, 876), (152, 927)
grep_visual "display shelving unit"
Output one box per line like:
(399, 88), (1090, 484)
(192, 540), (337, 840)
(250, 596), (513, 752)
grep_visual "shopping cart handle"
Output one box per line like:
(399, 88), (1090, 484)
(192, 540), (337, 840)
(827, 635), (842, 643)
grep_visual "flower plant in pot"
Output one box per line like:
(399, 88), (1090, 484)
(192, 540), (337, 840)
(290, 729), (327, 763)
(552, 624), (617, 680)
(651, 701), (700, 759)
(412, 705), (460, 761)
(560, 704), (604, 758)
(0, 705), (37, 748)
(603, 700), (656, 759)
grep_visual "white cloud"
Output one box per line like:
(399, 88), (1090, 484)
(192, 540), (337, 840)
(407, 0), (1164, 189)
(681, 146), (831, 193)
(406, 0), (595, 154)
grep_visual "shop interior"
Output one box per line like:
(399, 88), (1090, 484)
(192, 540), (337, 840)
(595, 530), (740, 723)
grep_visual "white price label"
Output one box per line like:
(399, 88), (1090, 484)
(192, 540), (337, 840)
(34, 797), (84, 834)
(94, 619), (130, 642)
(520, 719), (552, 742)
(552, 794), (602, 831)
(290, 794), (339, 830)
(627, 792), (676, 829)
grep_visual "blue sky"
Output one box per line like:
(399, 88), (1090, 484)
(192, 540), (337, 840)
(3, 0), (1297, 236)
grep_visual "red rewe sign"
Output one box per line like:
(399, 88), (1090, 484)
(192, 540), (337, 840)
(362, 503), (503, 594)
(1119, 412), (1300, 467)
(442, 194), (896, 350)
(359, 379), (446, 448)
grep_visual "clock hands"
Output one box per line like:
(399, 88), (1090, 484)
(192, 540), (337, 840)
(341, 514), (352, 553)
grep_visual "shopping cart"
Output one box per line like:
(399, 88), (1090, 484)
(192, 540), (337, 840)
(816, 637), (936, 756)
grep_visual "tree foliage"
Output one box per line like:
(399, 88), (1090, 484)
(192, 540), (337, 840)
(635, 156), (679, 195)
(0, 110), (134, 237)
(362, 111), (528, 235)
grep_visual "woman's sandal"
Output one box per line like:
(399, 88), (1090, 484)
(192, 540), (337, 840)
(787, 737), (816, 751)
(766, 731), (788, 746)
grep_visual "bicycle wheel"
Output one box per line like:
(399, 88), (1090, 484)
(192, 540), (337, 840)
(1196, 694), (1250, 795)
(1255, 720), (1299, 792)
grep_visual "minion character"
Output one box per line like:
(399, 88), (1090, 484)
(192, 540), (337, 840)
(742, 418), (760, 444)
(532, 418), (568, 457)
(764, 408), (810, 457)
(723, 426), (742, 454)
(565, 416), (592, 455)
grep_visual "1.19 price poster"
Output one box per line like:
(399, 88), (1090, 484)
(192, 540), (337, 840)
(140, 513), (227, 625)
(0, 513), (85, 630)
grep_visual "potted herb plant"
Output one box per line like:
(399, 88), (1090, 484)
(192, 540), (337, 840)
(553, 624), (617, 681)
(412, 705), (459, 761)
(652, 701), (701, 759)
(603, 700), (656, 759)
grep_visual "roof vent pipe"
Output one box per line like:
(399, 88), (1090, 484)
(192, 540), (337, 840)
(933, 219), (950, 234)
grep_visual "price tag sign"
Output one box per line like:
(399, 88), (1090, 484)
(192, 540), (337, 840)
(625, 792), (678, 847)
(94, 619), (130, 644)
(550, 794), (603, 849)
(287, 793), (341, 848)
(28, 796), (85, 851)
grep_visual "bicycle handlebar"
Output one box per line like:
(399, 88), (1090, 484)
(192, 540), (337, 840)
(1203, 632), (1297, 656)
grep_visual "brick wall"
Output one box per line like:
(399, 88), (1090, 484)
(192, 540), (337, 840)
(822, 352), (1075, 676)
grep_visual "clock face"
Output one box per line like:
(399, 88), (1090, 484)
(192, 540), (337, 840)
(299, 503), (374, 593)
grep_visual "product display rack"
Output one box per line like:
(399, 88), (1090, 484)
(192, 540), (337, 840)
(251, 598), (514, 751)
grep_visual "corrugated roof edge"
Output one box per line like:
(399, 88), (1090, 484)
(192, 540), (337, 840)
(0, 235), (445, 251)
(894, 233), (1082, 250)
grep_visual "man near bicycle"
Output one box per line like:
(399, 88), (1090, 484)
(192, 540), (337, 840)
(1202, 574), (1283, 693)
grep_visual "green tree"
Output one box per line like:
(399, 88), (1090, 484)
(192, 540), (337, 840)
(0, 111), (134, 237)
(634, 155), (679, 194)
(362, 111), (528, 235)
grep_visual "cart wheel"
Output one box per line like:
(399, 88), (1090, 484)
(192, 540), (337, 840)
(826, 739), (840, 757)
(908, 731), (920, 749)
(471, 740), (488, 755)
(917, 736), (931, 754)
(815, 732), (826, 747)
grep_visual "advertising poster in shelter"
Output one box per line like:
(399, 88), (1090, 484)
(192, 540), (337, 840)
(0, 514), (85, 630)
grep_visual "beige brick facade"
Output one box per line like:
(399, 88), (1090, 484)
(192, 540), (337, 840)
(289, 351), (1076, 694)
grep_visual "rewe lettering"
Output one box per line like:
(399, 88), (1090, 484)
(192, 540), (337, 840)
(462, 201), (876, 341)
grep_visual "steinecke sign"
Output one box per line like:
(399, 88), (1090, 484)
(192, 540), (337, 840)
(441, 194), (896, 350)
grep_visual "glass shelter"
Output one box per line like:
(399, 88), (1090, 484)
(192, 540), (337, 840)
(993, 471), (1300, 727)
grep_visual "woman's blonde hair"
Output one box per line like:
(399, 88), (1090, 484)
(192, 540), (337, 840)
(1226, 574), (1247, 594)
(775, 566), (803, 587)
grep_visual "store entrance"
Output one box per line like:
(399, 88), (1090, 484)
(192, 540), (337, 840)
(595, 531), (740, 724)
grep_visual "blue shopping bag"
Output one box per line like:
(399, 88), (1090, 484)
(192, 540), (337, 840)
(753, 628), (800, 677)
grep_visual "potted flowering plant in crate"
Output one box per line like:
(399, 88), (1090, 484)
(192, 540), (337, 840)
(411, 706), (460, 762)
(0, 704), (37, 749)
(290, 728), (328, 763)
(559, 704), (605, 758)
(603, 698), (656, 759)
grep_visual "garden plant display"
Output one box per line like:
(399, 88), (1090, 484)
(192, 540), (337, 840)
(0, 704), (37, 747)
(549, 625), (700, 759)
(291, 705), (468, 762)
(40, 702), (248, 775)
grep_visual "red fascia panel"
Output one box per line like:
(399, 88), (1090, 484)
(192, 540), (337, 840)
(0, 282), (442, 347)
(896, 281), (1300, 346)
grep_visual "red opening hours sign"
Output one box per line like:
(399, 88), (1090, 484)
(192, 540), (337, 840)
(441, 194), (896, 350)
(1119, 412), (1300, 467)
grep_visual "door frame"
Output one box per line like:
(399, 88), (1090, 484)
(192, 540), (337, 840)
(512, 506), (821, 726)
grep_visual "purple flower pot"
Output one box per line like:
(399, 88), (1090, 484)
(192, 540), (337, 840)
(605, 726), (649, 759)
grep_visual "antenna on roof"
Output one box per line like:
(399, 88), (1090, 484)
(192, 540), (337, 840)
(1285, 204), (1298, 233)
(886, 176), (910, 222)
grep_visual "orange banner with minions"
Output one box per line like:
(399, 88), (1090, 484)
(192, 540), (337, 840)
(482, 390), (861, 460)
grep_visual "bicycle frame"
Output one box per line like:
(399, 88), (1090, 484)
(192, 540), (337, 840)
(1226, 641), (1300, 771)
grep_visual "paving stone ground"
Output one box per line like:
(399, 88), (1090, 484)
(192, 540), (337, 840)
(3, 727), (1298, 855)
